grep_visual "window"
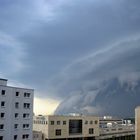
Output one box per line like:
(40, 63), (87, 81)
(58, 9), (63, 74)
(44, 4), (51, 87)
(14, 135), (17, 140)
(95, 120), (98, 124)
(15, 102), (19, 109)
(57, 121), (60, 125)
(1, 90), (5, 96)
(63, 121), (66, 125)
(23, 113), (30, 118)
(23, 124), (29, 129)
(69, 120), (82, 134)
(85, 120), (88, 124)
(23, 103), (30, 109)
(90, 121), (93, 124)
(56, 129), (61, 136)
(24, 92), (30, 97)
(0, 124), (4, 130)
(15, 113), (18, 118)
(22, 134), (29, 139)
(1, 102), (5, 107)
(50, 121), (54, 125)
(15, 92), (19, 97)
(14, 124), (18, 129)
(0, 136), (3, 140)
(0, 113), (5, 118)
(89, 128), (94, 134)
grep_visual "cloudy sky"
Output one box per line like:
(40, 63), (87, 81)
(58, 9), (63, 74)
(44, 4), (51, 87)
(0, 0), (140, 115)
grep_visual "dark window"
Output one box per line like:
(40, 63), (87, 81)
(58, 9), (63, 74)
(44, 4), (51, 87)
(1, 102), (5, 107)
(0, 136), (3, 140)
(15, 92), (19, 97)
(15, 113), (18, 118)
(1, 90), (5, 95)
(50, 121), (54, 125)
(63, 121), (66, 125)
(22, 134), (29, 139)
(23, 103), (30, 109)
(23, 124), (29, 129)
(69, 120), (82, 134)
(15, 102), (19, 108)
(89, 128), (94, 134)
(57, 121), (60, 125)
(95, 120), (98, 124)
(85, 120), (88, 124)
(0, 113), (5, 118)
(14, 135), (17, 140)
(0, 124), (4, 130)
(56, 129), (61, 136)
(23, 113), (29, 118)
(14, 124), (18, 129)
(24, 92), (30, 97)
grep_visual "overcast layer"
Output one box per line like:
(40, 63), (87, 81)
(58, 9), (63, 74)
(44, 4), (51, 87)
(0, 0), (140, 116)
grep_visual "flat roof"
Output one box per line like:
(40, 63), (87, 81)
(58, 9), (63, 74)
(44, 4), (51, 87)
(0, 78), (8, 81)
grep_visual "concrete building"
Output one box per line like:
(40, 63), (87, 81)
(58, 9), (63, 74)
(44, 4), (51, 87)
(0, 78), (34, 140)
(99, 116), (135, 140)
(33, 115), (135, 140)
(135, 107), (140, 140)
(33, 115), (99, 140)
(33, 131), (43, 140)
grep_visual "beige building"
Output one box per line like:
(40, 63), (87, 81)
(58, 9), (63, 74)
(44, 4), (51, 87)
(33, 115), (99, 140)
(33, 115), (135, 140)
(33, 131), (42, 140)
(135, 107), (140, 140)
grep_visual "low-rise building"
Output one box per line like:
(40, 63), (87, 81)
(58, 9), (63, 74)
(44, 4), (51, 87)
(33, 115), (99, 140)
(33, 115), (135, 140)
(98, 116), (135, 140)
(33, 131), (43, 140)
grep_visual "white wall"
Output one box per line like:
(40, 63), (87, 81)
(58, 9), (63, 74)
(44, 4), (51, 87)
(0, 80), (34, 140)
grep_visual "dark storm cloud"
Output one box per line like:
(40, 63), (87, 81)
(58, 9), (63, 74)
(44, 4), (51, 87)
(0, 0), (140, 115)
(11, 0), (140, 92)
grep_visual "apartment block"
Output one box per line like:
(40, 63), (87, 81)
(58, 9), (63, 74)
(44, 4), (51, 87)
(33, 115), (99, 140)
(0, 78), (34, 140)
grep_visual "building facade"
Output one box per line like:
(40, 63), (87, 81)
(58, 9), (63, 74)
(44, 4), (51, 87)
(0, 78), (34, 140)
(99, 116), (135, 140)
(33, 115), (135, 140)
(33, 115), (99, 140)
(135, 107), (140, 140)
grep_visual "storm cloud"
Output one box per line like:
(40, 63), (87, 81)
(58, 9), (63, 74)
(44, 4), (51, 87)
(0, 0), (140, 116)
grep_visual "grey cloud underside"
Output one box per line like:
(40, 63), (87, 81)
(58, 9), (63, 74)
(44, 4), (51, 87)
(0, 0), (140, 116)
(17, 0), (140, 90)
(54, 38), (140, 117)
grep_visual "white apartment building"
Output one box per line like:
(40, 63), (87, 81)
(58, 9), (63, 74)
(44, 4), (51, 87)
(33, 115), (99, 140)
(0, 78), (34, 140)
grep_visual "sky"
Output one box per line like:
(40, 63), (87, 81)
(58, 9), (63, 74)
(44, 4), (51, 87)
(0, 0), (140, 116)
